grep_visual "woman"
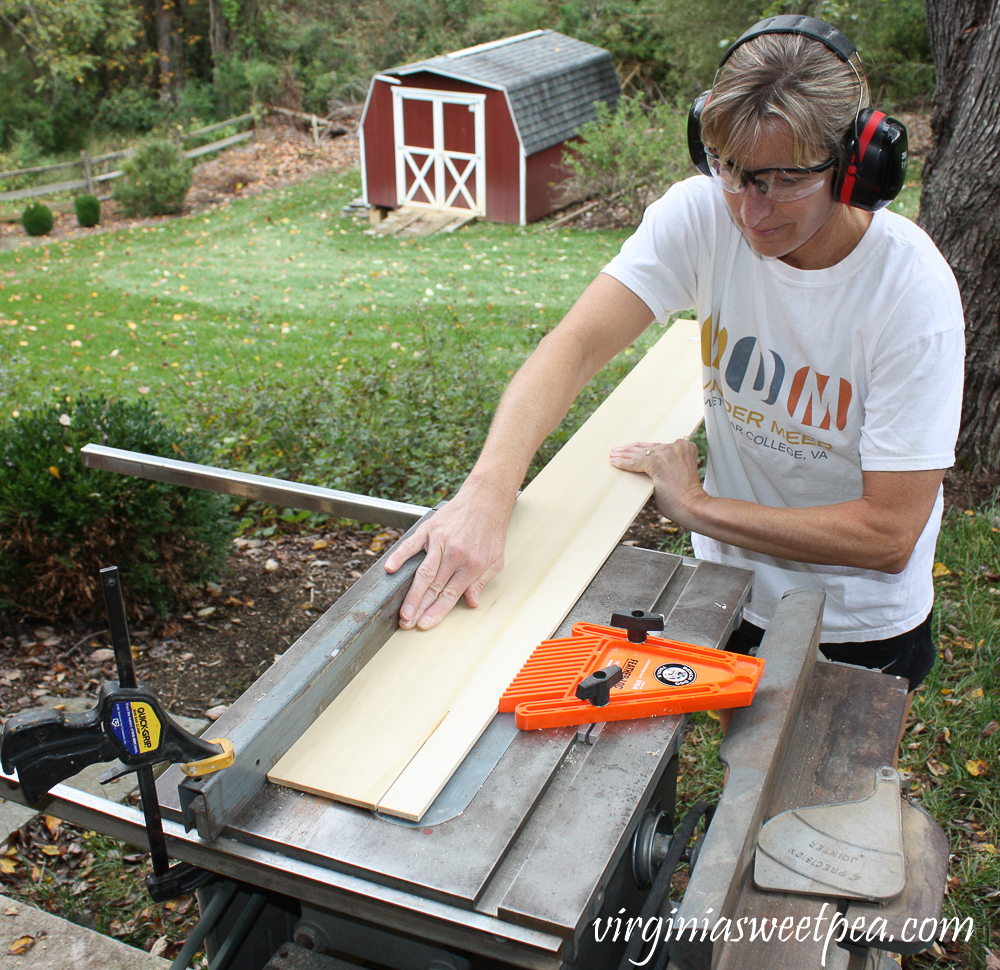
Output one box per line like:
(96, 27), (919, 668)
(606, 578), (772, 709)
(385, 17), (965, 702)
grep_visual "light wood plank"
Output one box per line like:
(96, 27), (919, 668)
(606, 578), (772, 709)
(269, 321), (704, 818)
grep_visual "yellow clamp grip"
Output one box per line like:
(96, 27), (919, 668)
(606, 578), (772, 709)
(180, 738), (235, 778)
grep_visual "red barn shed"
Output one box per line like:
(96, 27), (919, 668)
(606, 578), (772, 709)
(360, 30), (620, 225)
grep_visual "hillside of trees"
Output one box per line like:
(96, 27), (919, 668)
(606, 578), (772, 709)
(1, 0), (932, 165)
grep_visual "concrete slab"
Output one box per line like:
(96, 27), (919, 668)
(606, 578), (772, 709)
(0, 893), (171, 969)
(0, 801), (35, 842)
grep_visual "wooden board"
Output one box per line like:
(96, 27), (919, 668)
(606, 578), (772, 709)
(269, 320), (704, 820)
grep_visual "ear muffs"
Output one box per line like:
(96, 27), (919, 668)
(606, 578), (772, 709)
(835, 109), (908, 212)
(688, 91), (712, 177)
(687, 15), (908, 211)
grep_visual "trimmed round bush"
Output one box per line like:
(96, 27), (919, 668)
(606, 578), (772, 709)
(74, 193), (101, 228)
(22, 202), (54, 236)
(112, 140), (193, 217)
(0, 395), (235, 620)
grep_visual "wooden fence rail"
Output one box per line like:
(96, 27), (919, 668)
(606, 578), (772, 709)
(0, 112), (256, 206)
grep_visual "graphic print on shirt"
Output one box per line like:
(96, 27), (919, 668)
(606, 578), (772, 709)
(701, 315), (854, 461)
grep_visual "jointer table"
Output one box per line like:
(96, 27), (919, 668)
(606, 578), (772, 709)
(0, 447), (949, 970)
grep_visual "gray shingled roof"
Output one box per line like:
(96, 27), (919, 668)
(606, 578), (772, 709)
(391, 30), (620, 156)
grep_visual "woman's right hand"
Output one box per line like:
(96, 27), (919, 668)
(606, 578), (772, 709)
(383, 479), (513, 631)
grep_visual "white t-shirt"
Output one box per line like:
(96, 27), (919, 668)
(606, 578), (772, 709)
(603, 176), (965, 641)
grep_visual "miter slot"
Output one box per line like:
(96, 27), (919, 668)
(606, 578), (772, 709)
(551, 545), (682, 638)
(657, 558), (756, 649)
(495, 716), (686, 938)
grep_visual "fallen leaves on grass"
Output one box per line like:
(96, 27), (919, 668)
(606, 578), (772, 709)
(0, 817), (199, 961)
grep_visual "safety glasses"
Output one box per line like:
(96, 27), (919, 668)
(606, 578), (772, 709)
(705, 150), (837, 201)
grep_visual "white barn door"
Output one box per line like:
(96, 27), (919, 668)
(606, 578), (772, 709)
(392, 88), (486, 215)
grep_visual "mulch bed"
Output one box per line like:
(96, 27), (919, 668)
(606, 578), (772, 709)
(0, 524), (392, 722)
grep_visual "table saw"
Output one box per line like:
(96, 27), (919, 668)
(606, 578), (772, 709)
(0, 447), (950, 970)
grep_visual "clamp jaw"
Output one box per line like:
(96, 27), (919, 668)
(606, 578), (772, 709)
(0, 566), (234, 901)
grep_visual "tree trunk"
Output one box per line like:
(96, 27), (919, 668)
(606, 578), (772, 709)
(208, 0), (229, 68)
(154, 0), (177, 101)
(919, 0), (1000, 473)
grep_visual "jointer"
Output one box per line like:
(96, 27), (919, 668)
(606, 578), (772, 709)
(0, 446), (950, 970)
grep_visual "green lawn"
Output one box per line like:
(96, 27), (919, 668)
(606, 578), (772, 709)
(0, 171), (632, 423)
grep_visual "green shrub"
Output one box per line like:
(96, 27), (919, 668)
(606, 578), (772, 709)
(74, 193), (101, 228)
(0, 396), (235, 620)
(194, 332), (504, 506)
(94, 89), (164, 135)
(112, 140), (192, 217)
(563, 99), (692, 224)
(21, 201), (54, 236)
(189, 314), (651, 509)
(0, 129), (47, 193)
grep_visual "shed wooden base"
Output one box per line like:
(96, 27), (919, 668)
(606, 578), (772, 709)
(269, 320), (704, 820)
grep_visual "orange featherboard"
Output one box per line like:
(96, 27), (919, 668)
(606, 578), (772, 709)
(499, 622), (765, 730)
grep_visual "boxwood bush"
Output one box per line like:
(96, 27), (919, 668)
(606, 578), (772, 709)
(21, 201), (54, 236)
(112, 140), (192, 217)
(0, 395), (235, 620)
(74, 193), (101, 228)
(191, 315), (650, 508)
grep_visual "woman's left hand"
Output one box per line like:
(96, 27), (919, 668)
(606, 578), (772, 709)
(609, 438), (706, 526)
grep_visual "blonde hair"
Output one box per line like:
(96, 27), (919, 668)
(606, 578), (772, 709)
(700, 33), (870, 169)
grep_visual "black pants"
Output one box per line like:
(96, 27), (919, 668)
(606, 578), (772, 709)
(725, 611), (935, 692)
